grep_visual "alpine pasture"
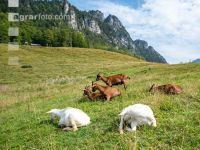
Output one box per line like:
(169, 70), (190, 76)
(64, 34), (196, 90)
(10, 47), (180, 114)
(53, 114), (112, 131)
(0, 44), (200, 149)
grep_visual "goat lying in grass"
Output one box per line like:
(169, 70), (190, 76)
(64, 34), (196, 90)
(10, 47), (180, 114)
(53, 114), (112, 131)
(119, 104), (157, 134)
(96, 73), (130, 89)
(83, 86), (106, 100)
(149, 84), (183, 94)
(47, 107), (90, 131)
(92, 82), (121, 101)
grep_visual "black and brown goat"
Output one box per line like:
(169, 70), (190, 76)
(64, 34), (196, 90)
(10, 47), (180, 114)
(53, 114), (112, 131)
(149, 84), (183, 94)
(83, 86), (105, 100)
(96, 73), (130, 89)
(92, 82), (121, 101)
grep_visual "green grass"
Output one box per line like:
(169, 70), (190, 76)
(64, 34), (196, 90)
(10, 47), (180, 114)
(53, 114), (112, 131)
(0, 44), (200, 149)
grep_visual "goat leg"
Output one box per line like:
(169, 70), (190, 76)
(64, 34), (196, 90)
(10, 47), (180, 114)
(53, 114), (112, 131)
(62, 124), (78, 132)
(119, 116), (124, 134)
(125, 122), (137, 132)
(63, 118), (78, 132)
(130, 122), (137, 131)
(71, 119), (78, 131)
(107, 81), (112, 87)
(123, 80), (128, 90)
(62, 127), (73, 131)
(124, 84), (127, 90)
(106, 95), (111, 101)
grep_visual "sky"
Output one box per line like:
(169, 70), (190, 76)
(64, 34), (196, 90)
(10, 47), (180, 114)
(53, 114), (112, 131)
(68, 0), (200, 64)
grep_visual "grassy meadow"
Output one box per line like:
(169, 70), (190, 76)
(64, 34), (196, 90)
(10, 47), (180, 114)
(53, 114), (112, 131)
(0, 44), (200, 149)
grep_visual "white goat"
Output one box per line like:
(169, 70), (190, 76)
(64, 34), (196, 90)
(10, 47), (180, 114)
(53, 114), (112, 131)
(47, 107), (90, 131)
(119, 104), (157, 134)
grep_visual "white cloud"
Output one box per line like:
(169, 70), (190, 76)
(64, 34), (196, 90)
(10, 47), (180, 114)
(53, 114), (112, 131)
(80, 0), (200, 64)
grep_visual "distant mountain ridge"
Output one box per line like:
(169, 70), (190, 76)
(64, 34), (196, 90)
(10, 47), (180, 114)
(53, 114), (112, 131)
(193, 58), (200, 63)
(0, 0), (167, 63)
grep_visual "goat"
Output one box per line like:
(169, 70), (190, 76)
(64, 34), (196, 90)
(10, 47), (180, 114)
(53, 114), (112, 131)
(149, 84), (183, 94)
(47, 107), (90, 131)
(83, 86), (106, 100)
(119, 104), (157, 134)
(96, 73), (130, 89)
(91, 82), (121, 101)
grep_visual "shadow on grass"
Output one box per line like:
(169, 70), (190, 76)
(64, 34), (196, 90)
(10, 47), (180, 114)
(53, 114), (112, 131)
(78, 96), (105, 103)
(101, 118), (120, 133)
(78, 97), (89, 103)
(102, 118), (156, 134)
(186, 95), (200, 102)
(39, 120), (67, 132)
(39, 119), (58, 127)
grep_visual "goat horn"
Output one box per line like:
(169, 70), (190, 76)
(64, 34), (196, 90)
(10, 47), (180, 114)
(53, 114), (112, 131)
(149, 84), (155, 92)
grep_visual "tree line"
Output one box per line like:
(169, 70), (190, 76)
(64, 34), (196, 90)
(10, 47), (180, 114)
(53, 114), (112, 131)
(0, 13), (88, 48)
(0, 12), (126, 54)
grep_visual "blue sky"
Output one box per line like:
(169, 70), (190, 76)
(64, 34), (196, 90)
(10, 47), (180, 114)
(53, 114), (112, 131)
(68, 0), (200, 64)
(69, 0), (145, 9)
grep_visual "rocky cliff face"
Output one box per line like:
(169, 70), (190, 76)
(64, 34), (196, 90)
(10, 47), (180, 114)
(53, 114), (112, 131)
(68, 8), (78, 30)
(83, 18), (101, 34)
(63, 2), (101, 33)
(88, 10), (104, 22)
(64, 0), (69, 14)
(103, 15), (133, 49)
(64, 1), (78, 30)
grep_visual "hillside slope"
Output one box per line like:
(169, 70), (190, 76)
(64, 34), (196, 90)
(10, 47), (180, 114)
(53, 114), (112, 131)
(0, 44), (200, 149)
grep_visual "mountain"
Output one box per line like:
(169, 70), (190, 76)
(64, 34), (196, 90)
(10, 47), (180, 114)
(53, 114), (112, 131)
(0, 0), (167, 63)
(63, 1), (167, 63)
(193, 58), (200, 63)
(132, 40), (167, 63)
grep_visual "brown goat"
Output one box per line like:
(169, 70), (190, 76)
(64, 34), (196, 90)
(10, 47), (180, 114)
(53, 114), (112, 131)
(149, 84), (183, 94)
(96, 73), (130, 89)
(92, 82), (121, 101)
(83, 86), (105, 100)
